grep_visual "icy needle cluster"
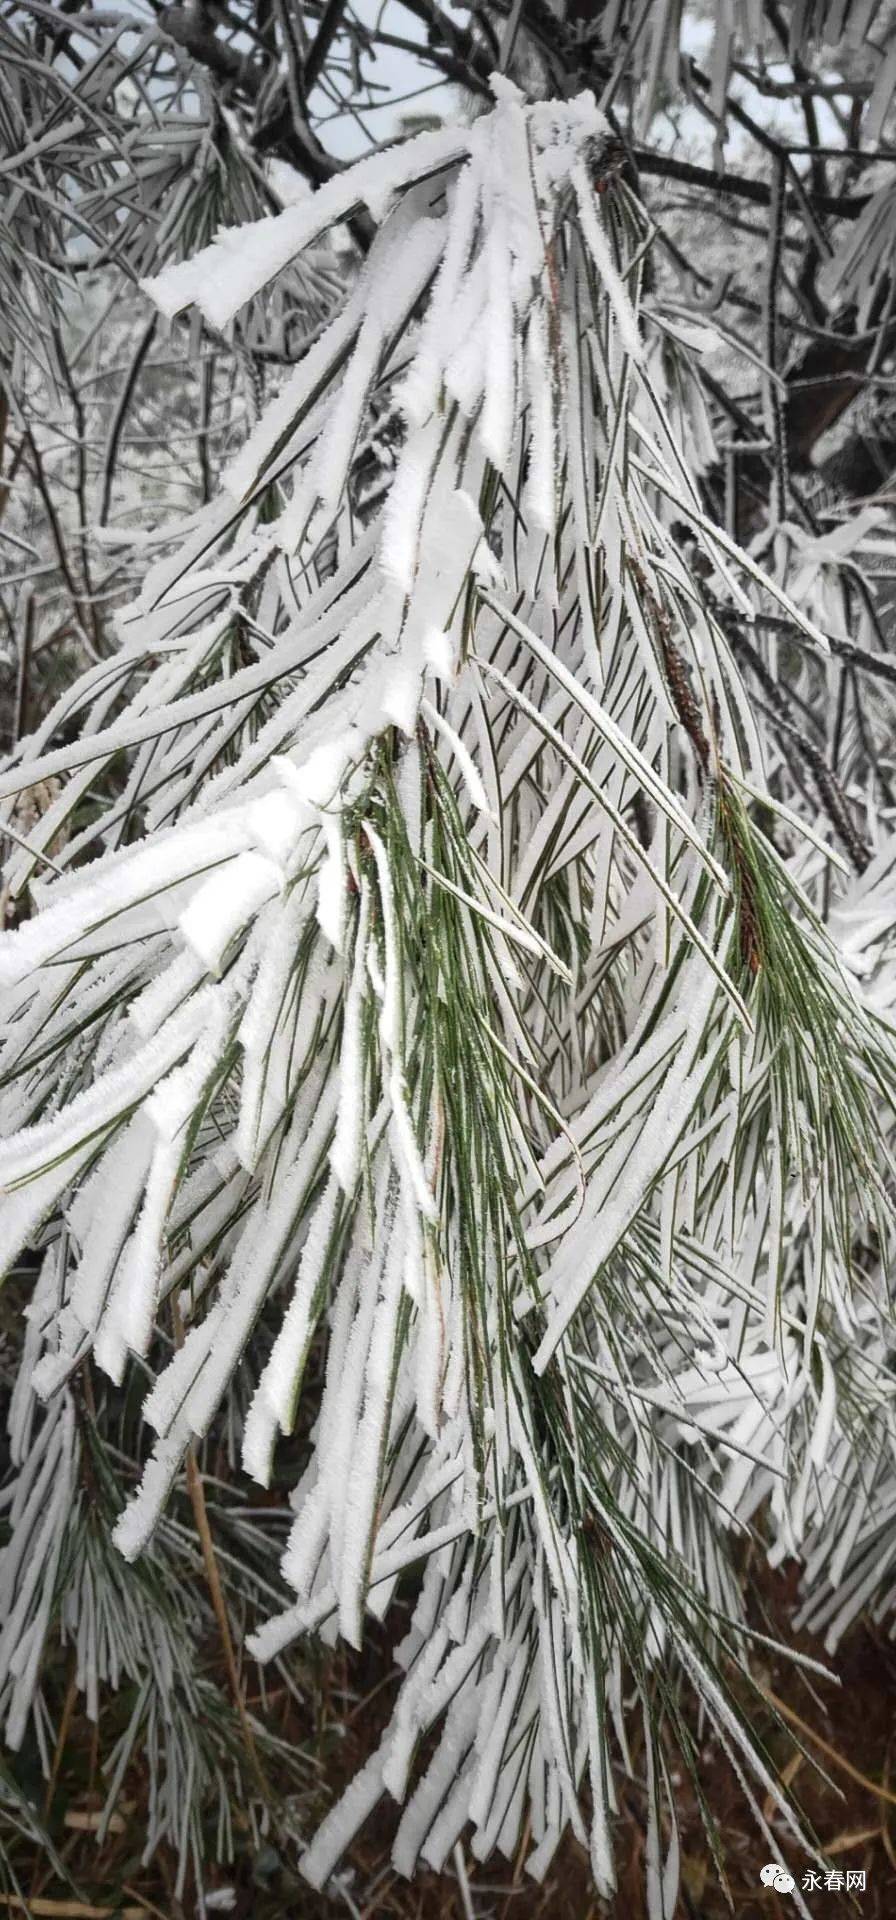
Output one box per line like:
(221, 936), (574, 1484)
(1, 79), (895, 1913)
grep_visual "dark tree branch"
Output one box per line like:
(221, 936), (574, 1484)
(304, 0), (348, 95)
(631, 150), (870, 221)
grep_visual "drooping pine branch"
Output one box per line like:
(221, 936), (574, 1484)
(2, 65), (896, 1914)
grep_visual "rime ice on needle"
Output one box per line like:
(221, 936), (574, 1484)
(1, 74), (895, 1914)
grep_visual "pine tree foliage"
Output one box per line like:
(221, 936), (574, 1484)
(0, 1), (344, 750)
(0, 1243), (313, 1890)
(4, 3), (896, 1911)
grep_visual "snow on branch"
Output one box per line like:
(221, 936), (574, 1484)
(2, 74), (895, 1907)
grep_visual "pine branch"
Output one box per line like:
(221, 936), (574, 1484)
(5, 15), (896, 1908)
(632, 149), (871, 220)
